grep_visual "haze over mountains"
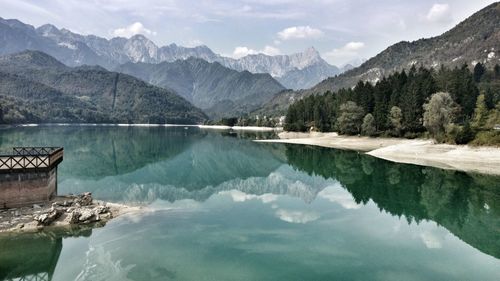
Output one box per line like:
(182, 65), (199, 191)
(0, 17), (342, 90)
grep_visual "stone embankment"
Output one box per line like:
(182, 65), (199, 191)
(0, 193), (137, 233)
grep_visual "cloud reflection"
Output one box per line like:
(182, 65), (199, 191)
(318, 185), (362, 210)
(275, 209), (320, 224)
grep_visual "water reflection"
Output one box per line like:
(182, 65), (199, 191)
(0, 127), (498, 280)
(284, 145), (500, 259)
(0, 226), (98, 281)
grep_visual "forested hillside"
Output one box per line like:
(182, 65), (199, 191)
(0, 51), (207, 124)
(285, 64), (500, 145)
(262, 2), (500, 117)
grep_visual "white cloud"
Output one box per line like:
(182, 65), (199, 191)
(232, 45), (282, 58)
(426, 3), (452, 23)
(262, 45), (282, 56)
(112, 22), (157, 38)
(324, 41), (365, 64)
(275, 209), (320, 224)
(233, 46), (257, 58)
(419, 230), (443, 249)
(277, 26), (323, 40)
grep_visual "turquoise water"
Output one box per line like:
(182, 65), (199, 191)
(0, 126), (499, 281)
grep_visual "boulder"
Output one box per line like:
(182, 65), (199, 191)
(34, 209), (61, 225)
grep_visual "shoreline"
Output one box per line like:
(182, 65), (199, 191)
(256, 132), (500, 176)
(0, 193), (142, 234)
(0, 123), (283, 132)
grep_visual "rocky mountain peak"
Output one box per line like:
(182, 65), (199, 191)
(36, 24), (60, 37)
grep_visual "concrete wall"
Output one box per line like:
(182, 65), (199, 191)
(0, 168), (57, 209)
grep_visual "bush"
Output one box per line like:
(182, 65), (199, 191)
(471, 131), (500, 146)
(454, 122), (476, 144)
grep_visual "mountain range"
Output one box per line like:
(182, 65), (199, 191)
(116, 58), (286, 118)
(260, 1), (500, 116)
(0, 17), (341, 90)
(0, 2), (499, 122)
(0, 50), (207, 124)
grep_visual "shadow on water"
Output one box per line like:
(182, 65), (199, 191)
(284, 144), (500, 259)
(0, 226), (97, 280)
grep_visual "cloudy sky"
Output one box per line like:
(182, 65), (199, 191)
(0, 0), (496, 65)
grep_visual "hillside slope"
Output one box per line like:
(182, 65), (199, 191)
(262, 2), (500, 116)
(0, 51), (207, 124)
(116, 58), (286, 118)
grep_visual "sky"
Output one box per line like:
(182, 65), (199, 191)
(0, 0), (497, 66)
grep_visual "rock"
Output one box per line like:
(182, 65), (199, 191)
(33, 204), (42, 209)
(76, 192), (93, 206)
(23, 221), (41, 231)
(67, 211), (80, 224)
(100, 212), (112, 220)
(34, 209), (62, 225)
(94, 205), (109, 214)
(78, 209), (95, 222)
(35, 213), (49, 223)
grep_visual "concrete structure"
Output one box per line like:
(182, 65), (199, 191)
(0, 147), (63, 209)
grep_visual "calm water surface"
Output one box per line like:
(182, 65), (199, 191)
(0, 126), (499, 281)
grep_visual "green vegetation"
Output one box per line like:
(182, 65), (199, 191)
(0, 51), (207, 124)
(285, 64), (500, 145)
(285, 144), (500, 259)
(207, 115), (280, 127)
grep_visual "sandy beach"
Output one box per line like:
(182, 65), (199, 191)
(256, 132), (500, 176)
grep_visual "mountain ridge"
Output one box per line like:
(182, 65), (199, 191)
(0, 50), (207, 124)
(116, 57), (286, 118)
(259, 2), (500, 116)
(0, 17), (341, 90)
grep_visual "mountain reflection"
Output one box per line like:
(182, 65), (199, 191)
(0, 126), (206, 179)
(284, 144), (500, 259)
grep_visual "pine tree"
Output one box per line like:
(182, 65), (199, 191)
(473, 62), (486, 83)
(373, 78), (391, 131)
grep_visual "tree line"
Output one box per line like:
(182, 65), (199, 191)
(284, 63), (500, 145)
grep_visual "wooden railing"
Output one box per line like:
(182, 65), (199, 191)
(0, 147), (63, 171)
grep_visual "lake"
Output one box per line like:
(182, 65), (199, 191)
(0, 126), (499, 281)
